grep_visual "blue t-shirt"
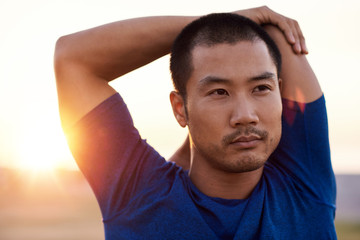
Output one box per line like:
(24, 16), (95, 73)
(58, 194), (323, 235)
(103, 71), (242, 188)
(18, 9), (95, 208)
(66, 93), (336, 239)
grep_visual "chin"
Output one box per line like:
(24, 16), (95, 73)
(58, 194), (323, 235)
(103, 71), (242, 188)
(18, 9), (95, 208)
(217, 155), (267, 173)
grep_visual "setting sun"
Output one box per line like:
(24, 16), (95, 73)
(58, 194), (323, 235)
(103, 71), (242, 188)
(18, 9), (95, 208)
(15, 113), (75, 172)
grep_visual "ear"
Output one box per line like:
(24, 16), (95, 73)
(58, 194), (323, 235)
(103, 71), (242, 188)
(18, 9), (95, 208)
(170, 91), (187, 128)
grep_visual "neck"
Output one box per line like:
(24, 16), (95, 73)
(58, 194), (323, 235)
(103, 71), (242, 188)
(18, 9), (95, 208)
(189, 157), (264, 200)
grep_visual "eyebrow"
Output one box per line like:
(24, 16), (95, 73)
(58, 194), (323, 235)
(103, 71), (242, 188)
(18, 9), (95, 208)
(198, 71), (277, 89)
(198, 76), (232, 88)
(250, 72), (277, 82)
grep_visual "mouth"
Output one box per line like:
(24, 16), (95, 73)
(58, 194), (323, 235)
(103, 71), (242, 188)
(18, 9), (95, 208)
(230, 135), (261, 148)
(223, 127), (268, 149)
(229, 135), (262, 149)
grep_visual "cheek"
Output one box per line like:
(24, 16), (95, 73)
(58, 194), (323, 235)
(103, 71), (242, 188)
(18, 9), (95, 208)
(188, 112), (220, 138)
(267, 103), (283, 143)
(187, 103), (226, 143)
(259, 101), (282, 156)
(259, 97), (282, 131)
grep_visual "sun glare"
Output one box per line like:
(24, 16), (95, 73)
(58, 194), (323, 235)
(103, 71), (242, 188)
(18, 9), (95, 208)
(16, 117), (73, 173)
(18, 141), (59, 172)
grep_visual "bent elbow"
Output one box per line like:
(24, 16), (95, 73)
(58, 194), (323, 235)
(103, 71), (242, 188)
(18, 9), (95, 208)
(54, 36), (70, 73)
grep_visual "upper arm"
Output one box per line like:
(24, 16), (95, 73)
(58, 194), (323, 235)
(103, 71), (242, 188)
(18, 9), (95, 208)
(263, 25), (322, 103)
(65, 92), (168, 217)
(54, 37), (117, 129)
(269, 96), (336, 204)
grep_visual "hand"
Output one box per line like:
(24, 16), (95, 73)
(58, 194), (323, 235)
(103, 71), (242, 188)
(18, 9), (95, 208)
(234, 6), (307, 54)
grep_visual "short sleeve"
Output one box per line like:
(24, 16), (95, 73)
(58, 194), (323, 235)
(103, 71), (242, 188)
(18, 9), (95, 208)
(268, 95), (336, 206)
(65, 93), (167, 219)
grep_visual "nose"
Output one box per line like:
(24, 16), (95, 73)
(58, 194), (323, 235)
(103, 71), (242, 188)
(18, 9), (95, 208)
(229, 98), (259, 128)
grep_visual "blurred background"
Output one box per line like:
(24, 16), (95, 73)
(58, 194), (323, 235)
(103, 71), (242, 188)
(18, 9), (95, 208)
(1, 0), (359, 239)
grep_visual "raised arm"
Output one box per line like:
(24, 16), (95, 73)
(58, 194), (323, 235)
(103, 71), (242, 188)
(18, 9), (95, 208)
(54, 16), (196, 129)
(264, 24), (322, 102)
(235, 6), (321, 102)
(263, 21), (334, 205)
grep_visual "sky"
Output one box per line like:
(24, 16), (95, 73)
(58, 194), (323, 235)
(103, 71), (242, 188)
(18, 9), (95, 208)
(0, 0), (359, 173)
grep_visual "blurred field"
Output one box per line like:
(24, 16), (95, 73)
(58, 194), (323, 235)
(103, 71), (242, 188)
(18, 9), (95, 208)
(336, 222), (360, 240)
(1, 168), (359, 240)
(0, 168), (103, 240)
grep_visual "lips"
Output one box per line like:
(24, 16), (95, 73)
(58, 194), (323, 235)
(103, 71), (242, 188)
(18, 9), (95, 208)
(230, 135), (262, 149)
(231, 135), (261, 143)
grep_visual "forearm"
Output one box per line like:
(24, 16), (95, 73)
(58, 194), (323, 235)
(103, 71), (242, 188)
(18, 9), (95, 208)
(55, 16), (196, 81)
(54, 15), (196, 128)
(264, 25), (322, 103)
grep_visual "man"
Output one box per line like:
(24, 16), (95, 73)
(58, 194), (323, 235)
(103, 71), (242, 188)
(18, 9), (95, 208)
(54, 6), (336, 239)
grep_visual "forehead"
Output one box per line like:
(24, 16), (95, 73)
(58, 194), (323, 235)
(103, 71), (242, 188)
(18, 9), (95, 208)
(188, 41), (276, 87)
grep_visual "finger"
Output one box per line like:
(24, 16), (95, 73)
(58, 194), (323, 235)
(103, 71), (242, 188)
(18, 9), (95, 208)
(255, 7), (304, 53)
(287, 20), (302, 54)
(293, 21), (308, 54)
(283, 27), (296, 45)
(268, 13), (296, 45)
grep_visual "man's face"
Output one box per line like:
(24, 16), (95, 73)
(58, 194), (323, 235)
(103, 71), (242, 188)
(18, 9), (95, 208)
(185, 40), (282, 173)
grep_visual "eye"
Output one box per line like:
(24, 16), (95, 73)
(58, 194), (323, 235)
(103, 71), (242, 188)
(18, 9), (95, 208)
(210, 89), (229, 96)
(253, 85), (271, 93)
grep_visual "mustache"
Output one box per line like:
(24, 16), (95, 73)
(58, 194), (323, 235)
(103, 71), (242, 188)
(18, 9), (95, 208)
(222, 127), (268, 146)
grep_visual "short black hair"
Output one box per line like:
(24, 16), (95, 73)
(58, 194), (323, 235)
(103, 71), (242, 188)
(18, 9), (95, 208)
(170, 13), (282, 100)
